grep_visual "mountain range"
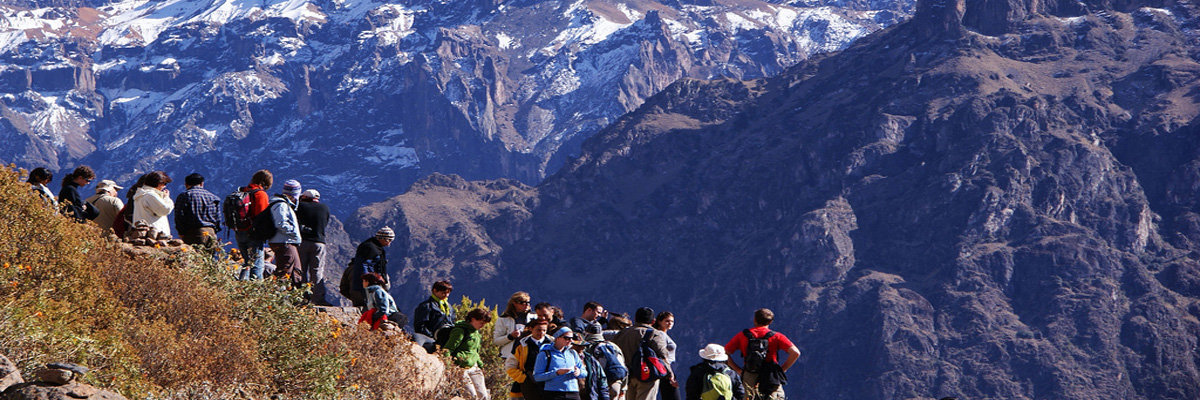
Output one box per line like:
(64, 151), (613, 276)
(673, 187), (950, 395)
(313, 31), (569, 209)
(352, 0), (1200, 398)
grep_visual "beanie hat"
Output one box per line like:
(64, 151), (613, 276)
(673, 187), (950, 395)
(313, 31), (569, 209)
(282, 179), (302, 197)
(376, 227), (396, 240)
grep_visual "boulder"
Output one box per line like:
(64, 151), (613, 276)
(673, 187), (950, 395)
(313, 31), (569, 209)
(406, 343), (444, 393)
(31, 369), (70, 386)
(0, 354), (22, 392)
(0, 382), (127, 400)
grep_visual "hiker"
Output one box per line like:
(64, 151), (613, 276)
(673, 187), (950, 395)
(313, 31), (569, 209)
(357, 272), (408, 330)
(569, 301), (607, 337)
(85, 180), (124, 234)
(496, 292), (536, 398)
(583, 325), (628, 400)
(132, 171), (174, 237)
(723, 309), (800, 400)
(296, 189), (331, 304)
(113, 174), (148, 238)
(654, 312), (679, 400)
(571, 328), (610, 400)
(413, 280), (455, 351)
(446, 307), (494, 400)
(685, 344), (744, 400)
(27, 167), (56, 208)
(534, 303), (556, 329)
(58, 166), (100, 223)
(507, 317), (553, 400)
(267, 180), (303, 286)
(551, 306), (567, 331)
(605, 314), (632, 341)
(234, 170), (273, 280)
(340, 227), (394, 307)
(57, 167), (96, 221)
(613, 307), (673, 400)
(533, 327), (587, 400)
(173, 173), (222, 246)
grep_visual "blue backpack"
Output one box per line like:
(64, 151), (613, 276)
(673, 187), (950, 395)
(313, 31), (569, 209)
(579, 349), (609, 400)
(590, 342), (628, 381)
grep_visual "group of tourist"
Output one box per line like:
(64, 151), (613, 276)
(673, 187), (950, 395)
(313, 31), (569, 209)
(27, 166), (337, 305)
(26, 165), (802, 400)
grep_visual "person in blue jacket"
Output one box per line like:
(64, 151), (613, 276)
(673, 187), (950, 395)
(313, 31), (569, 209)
(534, 327), (588, 400)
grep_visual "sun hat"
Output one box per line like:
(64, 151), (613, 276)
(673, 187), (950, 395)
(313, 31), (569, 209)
(699, 344), (729, 362)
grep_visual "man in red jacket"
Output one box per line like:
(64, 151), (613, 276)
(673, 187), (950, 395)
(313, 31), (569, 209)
(236, 170), (273, 280)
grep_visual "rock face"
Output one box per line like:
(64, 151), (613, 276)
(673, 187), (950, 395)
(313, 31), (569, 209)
(356, 0), (1200, 398)
(0, 0), (912, 213)
(0, 355), (22, 393)
(2, 362), (127, 400)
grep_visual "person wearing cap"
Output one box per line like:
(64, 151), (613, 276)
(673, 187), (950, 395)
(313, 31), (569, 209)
(534, 327), (588, 399)
(446, 307), (494, 400)
(267, 179), (303, 286)
(685, 344), (745, 400)
(296, 188), (331, 304)
(173, 173), (222, 246)
(582, 324), (627, 400)
(58, 165), (100, 223)
(340, 226), (395, 307)
(612, 307), (674, 400)
(133, 171), (175, 237)
(86, 179), (125, 234)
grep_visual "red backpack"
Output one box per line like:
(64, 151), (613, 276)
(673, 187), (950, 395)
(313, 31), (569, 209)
(636, 330), (668, 382)
(222, 188), (262, 231)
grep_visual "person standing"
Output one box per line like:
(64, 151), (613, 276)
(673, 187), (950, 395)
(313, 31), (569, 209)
(132, 171), (174, 237)
(340, 227), (394, 307)
(685, 345), (744, 400)
(508, 318), (553, 400)
(296, 189), (331, 304)
(235, 170), (273, 280)
(58, 166), (99, 223)
(534, 327), (588, 400)
(446, 308), (494, 400)
(613, 307), (674, 400)
(268, 180), (303, 287)
(27, 167), (57, 208)
(584, 325), (628, 400)
(723, 309), (800, 400)
(569, 302), (607, 337)
(86, 180), (125, 234)
(654, 312), (679, 400)
(412, 280), (455, 350)
(496, 292), (536, 398)
(173, 173), (222, 246)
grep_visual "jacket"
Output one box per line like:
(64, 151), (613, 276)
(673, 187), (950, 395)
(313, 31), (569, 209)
(59, 181), (99, 223)
(365, 284), (398, 316)
(173, 187), (222, 233)
(86, 193), (124, 233)
(685, 360), (745, 400)
(444, 321), (482, 368)
(236, 185), (270, 232)
(414, 295), (454, 337)
(32, 183), (57, 208)
(494, 311), (535, 359)
(132, 186), (174, 237)
(612, 324), (674, 378)
(342, 238), (389, 307)
(506, 335), (553, 384)
(267, 194), (301, 244)
(533, 343), (586, 392)
(296, 200), (330, 243)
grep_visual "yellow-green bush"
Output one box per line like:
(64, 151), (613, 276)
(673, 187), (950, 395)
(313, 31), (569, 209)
(0, 165), (471, 399)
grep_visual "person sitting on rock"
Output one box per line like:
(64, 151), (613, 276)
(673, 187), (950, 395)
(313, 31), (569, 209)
(412, 279), (455, 350)
(357, 272), (408, 331)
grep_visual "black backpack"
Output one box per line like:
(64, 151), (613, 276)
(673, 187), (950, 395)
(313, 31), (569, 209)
(222, 188), (261, 231)
(742, 329), (775, 373)
(247, 199), (283, 241)
(433, 324), (455, 348)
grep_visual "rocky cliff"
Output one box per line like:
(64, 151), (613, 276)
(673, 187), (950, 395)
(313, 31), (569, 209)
(356, 0), (1200, 398)
(0, 0), (910, 212)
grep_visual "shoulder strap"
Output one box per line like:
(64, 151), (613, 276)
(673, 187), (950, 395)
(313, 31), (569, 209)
(762, 330), (775, 339)
(543, 349), (554, 374)
(642, 329), (655, 341)
(743, 329), (755, 339)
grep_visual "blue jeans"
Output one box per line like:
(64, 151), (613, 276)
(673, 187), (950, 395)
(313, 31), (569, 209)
(236, 231), (265, 280)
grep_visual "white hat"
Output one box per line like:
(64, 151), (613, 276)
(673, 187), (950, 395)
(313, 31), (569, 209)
(301, 189), (320, 199)
(95, 180), (123, 193)
(699, 344), (728, 362)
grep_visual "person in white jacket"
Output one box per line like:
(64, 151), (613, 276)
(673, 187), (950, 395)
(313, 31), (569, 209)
(268, 179), (304, 287)
(494, 291), (535, 398)
(132, 171), (174, 237)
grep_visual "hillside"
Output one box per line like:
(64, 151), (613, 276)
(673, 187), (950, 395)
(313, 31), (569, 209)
(354, 0), (1200, 398)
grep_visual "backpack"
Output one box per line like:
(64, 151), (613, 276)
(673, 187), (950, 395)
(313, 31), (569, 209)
(433, 324), (455, 348)
(222, 188), (262, 231)
(742, 329), (776, 373)
(636, 330), (668, 382)
(700, 368), (734, 400)
(520, 346), (551, 399)
(590, 342), (628, 382)
(579, 348), (609, 400)
(247, 199), (283, 241)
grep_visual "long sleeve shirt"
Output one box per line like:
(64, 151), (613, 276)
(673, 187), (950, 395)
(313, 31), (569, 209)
(267, 195), (301, 244)
(174, 187), (222, 233)
(533, 343), (586, 392)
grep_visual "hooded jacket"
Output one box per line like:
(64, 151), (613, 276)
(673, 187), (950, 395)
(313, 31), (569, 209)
(133, 186), (174, 236)
(444, 321), (482, 368)
(267, 194), (301, 244)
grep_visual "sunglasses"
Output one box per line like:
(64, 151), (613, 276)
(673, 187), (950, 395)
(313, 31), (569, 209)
(515, 300), (530, 305)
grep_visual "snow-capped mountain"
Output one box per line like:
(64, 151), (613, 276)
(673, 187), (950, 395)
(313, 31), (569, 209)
(0, 0), (912, 210)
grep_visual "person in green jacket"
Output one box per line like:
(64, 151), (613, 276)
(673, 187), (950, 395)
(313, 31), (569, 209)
(446, 307), (494, 400)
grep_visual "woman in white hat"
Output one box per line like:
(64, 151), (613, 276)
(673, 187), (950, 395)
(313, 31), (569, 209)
(685, 344), (745, 400)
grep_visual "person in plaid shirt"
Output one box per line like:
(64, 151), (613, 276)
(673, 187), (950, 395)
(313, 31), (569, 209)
(174, 173), (222, 246)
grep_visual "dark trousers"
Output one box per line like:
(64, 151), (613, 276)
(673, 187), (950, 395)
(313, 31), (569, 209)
(543, 391), (581, 400)
(180, 227), (216, 246)
(658, 376), (680, 400)
(269, 243), (303, 286)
